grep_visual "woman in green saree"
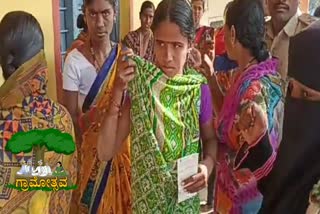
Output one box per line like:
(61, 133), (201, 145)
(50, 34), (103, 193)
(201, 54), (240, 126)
(96, 0), (216, 213)
(53, 161), (67, 176)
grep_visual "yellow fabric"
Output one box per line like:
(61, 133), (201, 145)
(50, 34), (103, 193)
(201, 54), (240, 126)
(0, 50), (77, 214)
(79, 44), (131, 213)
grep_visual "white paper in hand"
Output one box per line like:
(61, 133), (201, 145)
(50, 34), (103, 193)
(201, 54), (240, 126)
(177, 153), (199, 203)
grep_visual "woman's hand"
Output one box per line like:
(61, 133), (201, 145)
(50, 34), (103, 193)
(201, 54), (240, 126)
(114, 48), (136, 91)
(188, 47), (215, 80)
(182, 157), (214, 193)
(198, 54), (215, 79)
(188, 47), (202, 68)
(238, 103), (267, 145)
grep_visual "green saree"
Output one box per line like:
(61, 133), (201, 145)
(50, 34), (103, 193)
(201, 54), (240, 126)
(129, 56), (206, 213)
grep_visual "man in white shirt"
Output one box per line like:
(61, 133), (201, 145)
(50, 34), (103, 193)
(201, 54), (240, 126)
(32, 160), (47, 177)
(25, 159), (34, 175)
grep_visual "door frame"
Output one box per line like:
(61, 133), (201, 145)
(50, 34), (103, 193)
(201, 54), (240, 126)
(52, 0), (63, 103)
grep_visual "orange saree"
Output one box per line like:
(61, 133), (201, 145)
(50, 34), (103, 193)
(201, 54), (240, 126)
(78, 44), (131, 214)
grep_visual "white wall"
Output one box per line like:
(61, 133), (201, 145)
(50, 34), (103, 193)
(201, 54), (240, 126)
(202, 0), (232, 25)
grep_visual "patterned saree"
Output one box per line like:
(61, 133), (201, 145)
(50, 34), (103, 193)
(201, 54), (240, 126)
(122, 29), (154, 61)
(78, 44), (131, 214)
(0, 50), (77, 213)
(129, 56), (206, 213)
(214, 58), (284, 213)
(194, 26), (215, 58)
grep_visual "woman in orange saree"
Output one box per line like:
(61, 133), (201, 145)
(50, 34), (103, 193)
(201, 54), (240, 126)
(73, 3), (131, 212)
(0, 11), (77, 214)
(62, 1), (131, 213)
(78, 43), (131, 214)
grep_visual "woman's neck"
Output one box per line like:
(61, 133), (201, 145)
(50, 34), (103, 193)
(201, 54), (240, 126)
(195, 22), (201, 30)
(90, 38), (111, 56)
(139, 27), (151, 36)
(237, 51), (257, 72)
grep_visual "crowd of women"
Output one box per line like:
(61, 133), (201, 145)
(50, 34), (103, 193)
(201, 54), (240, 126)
(0, 0), (320, 213)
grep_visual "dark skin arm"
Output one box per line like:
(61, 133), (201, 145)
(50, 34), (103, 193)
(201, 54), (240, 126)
(97, 49), (135, 161)
(62, 90), (82, 145)
(192, 50), (224, 116)
(97, 93), (131, 161)
(201, 54), (224, 116)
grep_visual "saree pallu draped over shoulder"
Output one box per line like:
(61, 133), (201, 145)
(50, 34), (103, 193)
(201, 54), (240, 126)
(214, 58), (284, 214)
(129, 56), (206, 213)
(0, 50), (77, 214)
(78, 44), (131, 214)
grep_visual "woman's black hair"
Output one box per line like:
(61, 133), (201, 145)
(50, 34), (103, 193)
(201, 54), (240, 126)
(225, 0), (269, 62)
(140, 1), (155, 15)
(224, 1), (233, 16)
(83, 0), (116, 10)
(0, 11), (44, 80)
(151, 0), (194, 41)
(77, 14), (87, 32)
(314, 6), (320, 17)
(57, 161), (62, 166)
(191, 0), (205, 10)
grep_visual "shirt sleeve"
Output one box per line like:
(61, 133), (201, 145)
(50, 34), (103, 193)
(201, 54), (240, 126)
(62, 54), (80, 92)
(199, 84), (214, 124)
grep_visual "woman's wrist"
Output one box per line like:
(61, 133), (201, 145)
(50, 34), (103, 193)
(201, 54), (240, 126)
(200, 154), (216, 175)
(207, 74), (219, 87)
(104, 89), (126, 117)
(112, 85), (127, 104)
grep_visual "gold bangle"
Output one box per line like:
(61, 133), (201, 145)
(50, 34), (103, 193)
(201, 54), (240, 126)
(106, 109), (120, 116)
(109, 98), (123, 117)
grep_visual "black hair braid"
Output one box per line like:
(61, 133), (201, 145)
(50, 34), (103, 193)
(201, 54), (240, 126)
(226, 0), (269, 62)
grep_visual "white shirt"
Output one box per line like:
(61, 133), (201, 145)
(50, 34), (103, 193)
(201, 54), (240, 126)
(26, 165), (34, 174)
(63, 49), (97, 96)
(40, 166), (48, 177)
(32, 166), (47, 176)
(46, 165), (52, 175)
